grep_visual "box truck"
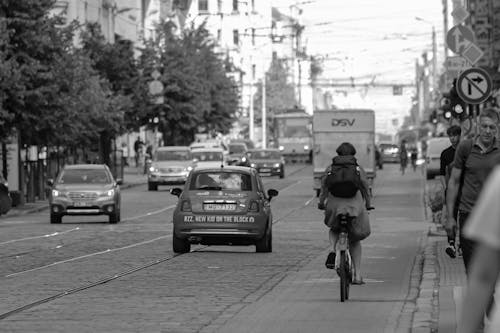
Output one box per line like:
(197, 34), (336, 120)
(313, 109), (376, 197)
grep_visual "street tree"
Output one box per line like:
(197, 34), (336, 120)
(253, 58), (298, 139)
(139, 21), (238, 145)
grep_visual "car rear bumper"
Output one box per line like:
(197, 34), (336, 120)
(148, 174), (187, 185)
(255, 166), (281, 176)
(173, 212), (267, 241)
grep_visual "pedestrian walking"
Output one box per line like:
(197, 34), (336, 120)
(439, 125), (462, 257)
(457, 165), (500, 333)
(446, 108), (500, 329)
(121, 142), (129, 167)
(399, 140), (408, 175)
(133, 136), (144, 168)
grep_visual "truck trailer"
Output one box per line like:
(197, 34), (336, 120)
(312, 109), (376, 197)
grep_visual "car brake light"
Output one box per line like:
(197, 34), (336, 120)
(249, 200), (259, 212)
(181, 199), (192, 212)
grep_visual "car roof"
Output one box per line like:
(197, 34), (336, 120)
(249, 148), (280, 152)
(156, 146), (190, 151)
(191, 148), (224, 152)
(63, 164), (107, 169)
(192, 165), (254, 174)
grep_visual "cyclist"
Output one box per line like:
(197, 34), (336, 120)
(318, 142), (372, 285)
(399, 140), (408, 175)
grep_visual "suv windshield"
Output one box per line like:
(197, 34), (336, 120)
(58, 168), (111, 184)
(156, 150), (190, 161)
(190, 172), (252, 191)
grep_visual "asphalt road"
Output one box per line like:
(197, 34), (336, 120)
(0, 163), (430, 332)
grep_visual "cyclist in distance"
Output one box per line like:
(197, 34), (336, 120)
(317, 142), (372, 285)
(399, 140), (408, 175)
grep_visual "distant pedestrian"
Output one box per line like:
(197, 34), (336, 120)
(121, 142), (129, 167)
(457, 165), (500, 333)
(399, 140), (408, 175)
(133, 137), (144, 168)
(410, 147), (418, 172)
(144, 143), (153, 175)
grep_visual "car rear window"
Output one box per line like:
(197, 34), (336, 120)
(249, 150), (281, 159)
(58, 168), (111, 184)
(156, 150), (190, 161)
(229, 144), (246, 154)
(190, 172), (252, 191)
(192, 151), (224, 161)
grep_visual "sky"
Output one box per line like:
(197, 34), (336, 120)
(271, 0), (447, 135)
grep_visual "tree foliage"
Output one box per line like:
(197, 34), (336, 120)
(138, 21), (239, 145)
(252, 59), (297, 137)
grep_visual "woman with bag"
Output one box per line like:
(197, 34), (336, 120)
(317, 142), (373, 285)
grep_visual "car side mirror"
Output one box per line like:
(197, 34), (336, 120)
(170, 188), (182, 197)
(267, 189), (279, 200)
(116, 178), (123, 185)
(46, 179), (54, 187)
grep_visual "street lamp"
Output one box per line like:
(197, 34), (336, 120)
(415, 17), (438, 90)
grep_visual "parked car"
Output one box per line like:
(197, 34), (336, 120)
(191, 148), (227, 168)
(379, 143), (400, 163)
(47, 164), (122, 224)
(170, 166), (279, 253)
(147, 146), (193, 191)
(226, 143), (251, 166)
(248, 148), (285, 178)
(426, 137), (451, 180)
(0, 174), (11, 215)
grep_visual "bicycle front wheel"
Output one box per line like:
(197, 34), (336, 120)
(339, 251), (350, 302)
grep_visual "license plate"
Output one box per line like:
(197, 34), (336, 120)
(260, 168), (271, 172)
(204, 203), (236, 211)
(74, 201), (91, 207)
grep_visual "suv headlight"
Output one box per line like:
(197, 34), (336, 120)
(241, 156), (247, 162)
(52, 189), (61, 197)
(274, 163), (280, 168)
(100, 189), (115, 197)
(149, 166), (158, 173)
(304, 145), (309, 150)
(250, 163), (257, 168)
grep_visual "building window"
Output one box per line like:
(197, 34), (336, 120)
(251, 0), (255, 12)
(251, 28), (255, 45)
(198, 0), (208, 12)
(233, 29), (239, 45)
(252, 64), (256, 80)
(217, 0), (222, 13)
(217, 29), (222, 41)
(233, 0), (238, 12)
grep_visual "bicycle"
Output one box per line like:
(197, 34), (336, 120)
(335, 207), (374, 302)
(335, 213), (354, 302)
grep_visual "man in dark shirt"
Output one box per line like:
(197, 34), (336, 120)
(447, 108), (500, 277)
(440, 125), (461, 258)
(440, 125), (462, 183)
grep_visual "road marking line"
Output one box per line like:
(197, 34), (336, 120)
(0, 228), (80, 246)
(6, 235), (169, 278)
(305, 196), (315, 206)
(121, 205), (176, 221)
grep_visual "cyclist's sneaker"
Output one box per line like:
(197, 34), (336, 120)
(325, 252), (336, 269)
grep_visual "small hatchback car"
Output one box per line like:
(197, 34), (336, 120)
(47, 164), (122, 224)
(248, 148), (285, 178)
(170, 166), (278, 253)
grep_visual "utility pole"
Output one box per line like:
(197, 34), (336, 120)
(432, 25), (438, 90)
(262, 76), (266, 148)
(249, 78), (255, 141)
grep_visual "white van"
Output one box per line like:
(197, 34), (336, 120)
(426, 137), (451, 179)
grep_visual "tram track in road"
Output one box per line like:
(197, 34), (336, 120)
(0, 164), (312, 321)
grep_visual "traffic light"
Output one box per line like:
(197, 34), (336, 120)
(440, 80), (467, 120)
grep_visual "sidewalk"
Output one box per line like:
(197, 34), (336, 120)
(2, 166), (147, 218)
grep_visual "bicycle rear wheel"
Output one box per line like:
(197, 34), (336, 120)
(339, 251), (350, 302)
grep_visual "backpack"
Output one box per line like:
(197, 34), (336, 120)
(325, 156), (362, 198)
